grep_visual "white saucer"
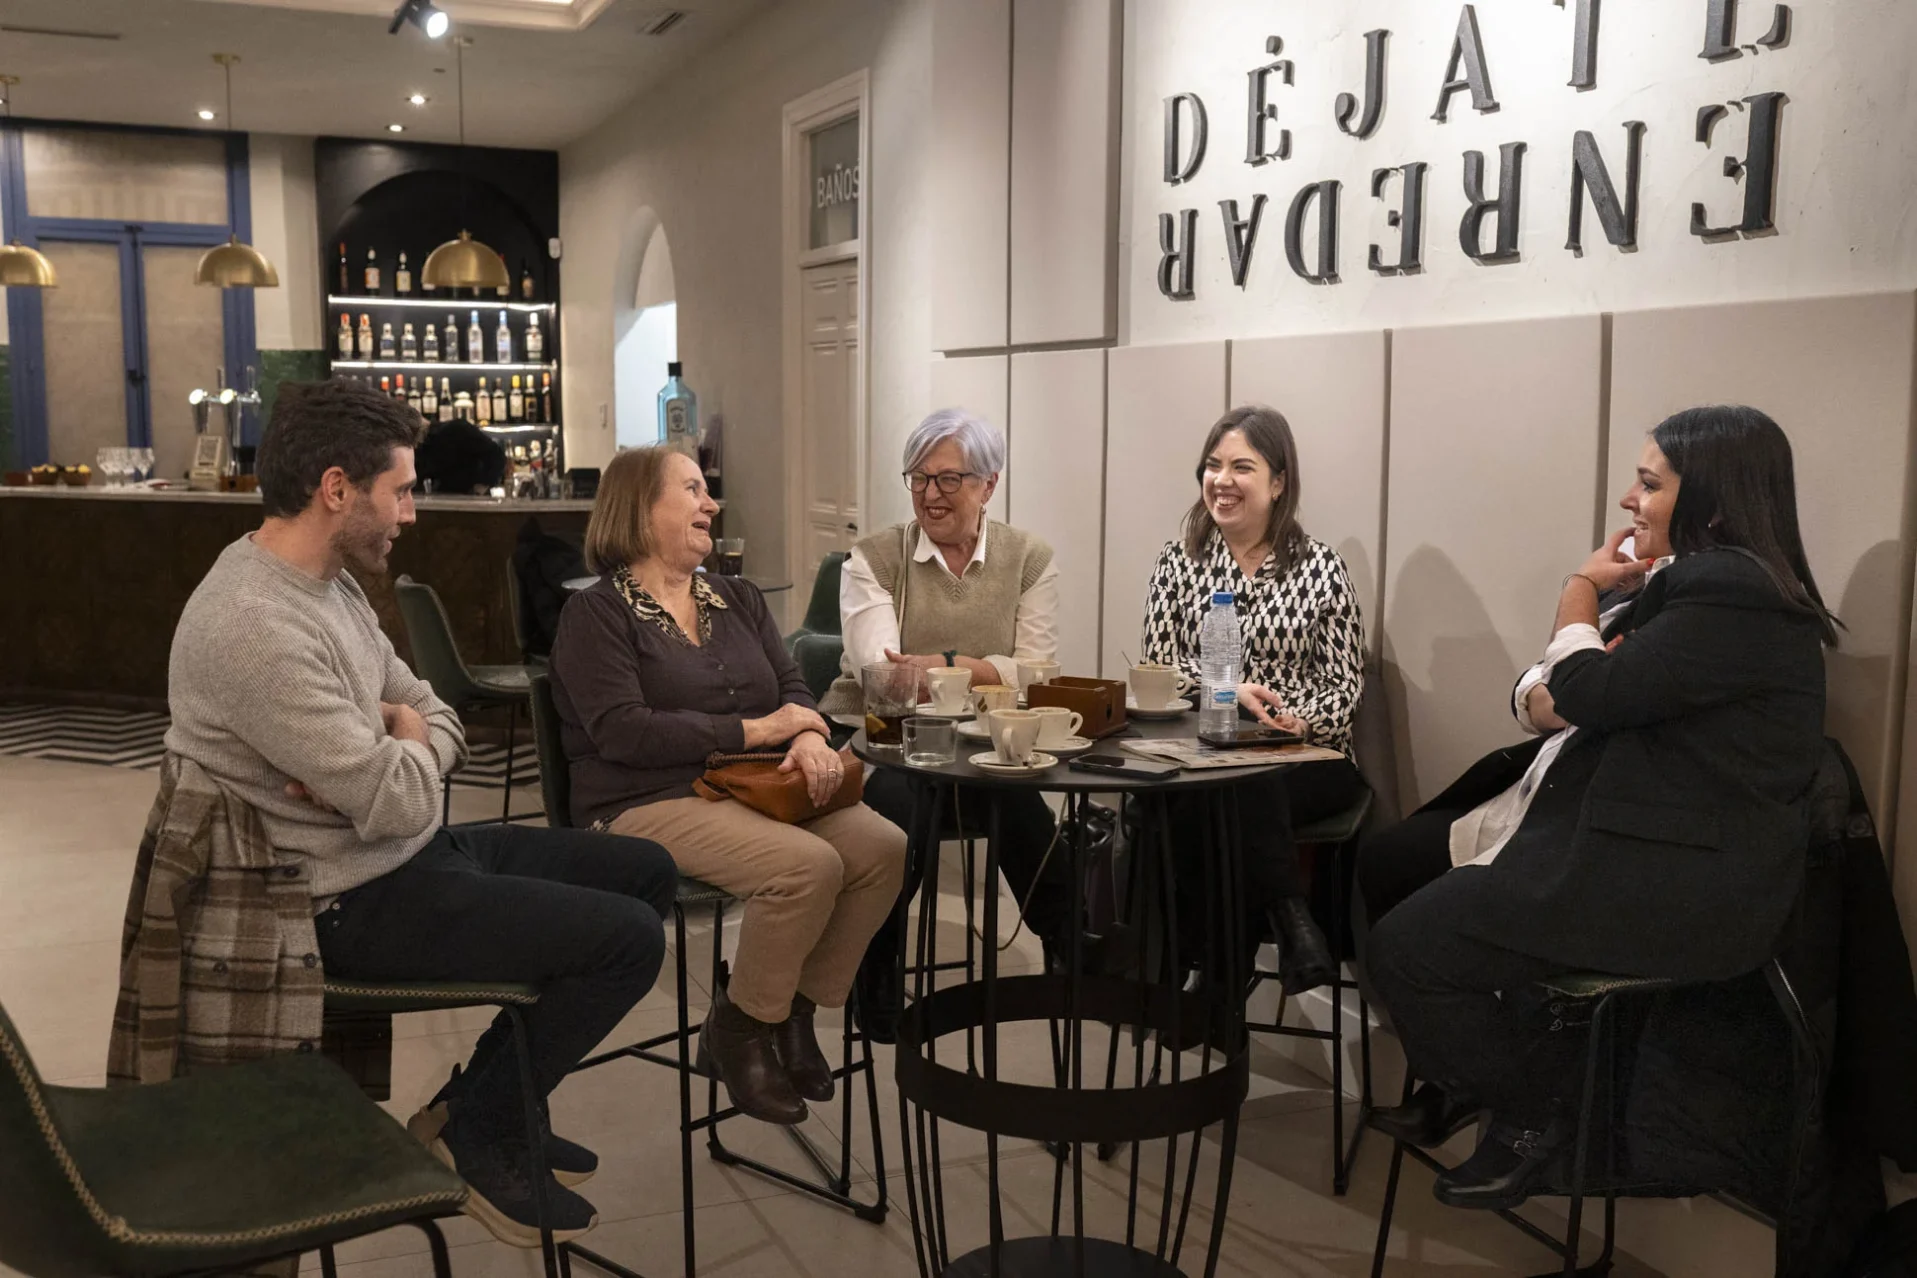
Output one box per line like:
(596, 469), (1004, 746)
(913, 702), (972, 719)
(1128, 697), (1194, 720)
(969, 750), (1059, 775)
(956, 718), (992, 741)
(1040, 735), (1095, 758)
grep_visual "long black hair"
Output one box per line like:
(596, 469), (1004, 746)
(1651, 405), (1839, 646)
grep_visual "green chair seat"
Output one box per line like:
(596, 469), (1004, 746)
(1293, 786), (1373, 846)
(677, 878), (733, 908)
(323, 979), (540, 1015)
(1537, 972), (1678, 1001)
(7, 1042), (463, 1278)
(468, 665), (534, 697)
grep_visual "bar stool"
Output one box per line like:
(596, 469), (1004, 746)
(394, 574), (540, 824)
(527, 673), (890, 1278)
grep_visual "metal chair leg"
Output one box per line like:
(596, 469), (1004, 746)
(501, 699), (520, 824)
(1560, 994), (1612, 1276)
(412, 1218), (455, 1278)
(1369, 1074), (1417, 1278)
(320, 1244), (340, 1278)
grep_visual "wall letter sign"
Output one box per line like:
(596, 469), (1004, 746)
(1369, 162), (1428, 275)
(1433, 5), (1499, 122)
(1245, 38), (1293, 165)
(1461, 142), (1527, 262)
(1219, 196), (1267, 287)
(1163, 93), (1209, 185)
(1566, 122), (1645, 253)
(1691, 92), (1786, 237)
(1556, 0), (1603, 88)
(1285, 181), (1342, 284)
(1701, 0), (1791, 60)
(1336, 29), (1390, 140)
(1159, 209), (1199, 299)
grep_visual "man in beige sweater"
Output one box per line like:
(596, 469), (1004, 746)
(166, 380), (677, 1248)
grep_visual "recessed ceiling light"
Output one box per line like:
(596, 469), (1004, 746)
(197, 108), (216, 121)
(407, 92), (427, 106)
(387, 123), (405, 133)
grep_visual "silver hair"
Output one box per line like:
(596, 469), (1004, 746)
(902, 408), (1008, 477)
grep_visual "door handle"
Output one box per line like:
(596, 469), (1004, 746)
(845, 522), (858, 533)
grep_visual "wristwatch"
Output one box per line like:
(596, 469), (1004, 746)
(942, 649), (958, 667)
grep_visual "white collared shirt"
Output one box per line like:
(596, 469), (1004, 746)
(839, 517), (1061, 687)
(1448, 557), (1672, 869)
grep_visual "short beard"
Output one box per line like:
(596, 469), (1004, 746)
(333, 506), (391, 576)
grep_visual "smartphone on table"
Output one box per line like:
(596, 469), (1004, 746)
(1070, 753), (1182, 780)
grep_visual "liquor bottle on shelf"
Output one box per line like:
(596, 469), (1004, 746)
(400, 323), (418, 361)
(438, 378), (454, 423)
(508, 374), (524, 422)
(406, 378), (422, 415)
(364, 247), (380, 294)
(525, 312), (544, 362)
(467, 312), (484, 367)
(338, 243), (349, 295)
(379, 375), (391, 396)
(491, 377), (509, 424)
(422, 323), (439, 362)
(475, 377), (492, 425)
(541, 371), (553, 424)
(378, 323), (396, 360)
(420, 377), (437, 419)
(395, 251), (412, 297)
(393, 374), (405, 402)
(357, 314), (373, 360)
(443, 315), (460, 363)
(659, 361), (697, 456)
(496, 253), (511, 299)
(336, 313), (353, 359)
(495, 310), (513, 364)
(453, 388), (474, 422)
(520, 261), (535, 301)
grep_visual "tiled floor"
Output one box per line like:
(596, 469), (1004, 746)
(0, 754), (1781, 1277)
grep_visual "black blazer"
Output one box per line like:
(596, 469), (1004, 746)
(1464, 548), (1828, 983)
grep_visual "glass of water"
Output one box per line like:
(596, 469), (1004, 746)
(903, 716), (957, 767)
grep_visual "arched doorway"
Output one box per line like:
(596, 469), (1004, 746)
(613, 214), (677, 448)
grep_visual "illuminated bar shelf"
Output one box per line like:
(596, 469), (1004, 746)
(329, 295), (555, 313)
(332, 360), (555, 373)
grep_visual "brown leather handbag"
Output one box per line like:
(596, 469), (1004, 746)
(692, 748), (864, 824)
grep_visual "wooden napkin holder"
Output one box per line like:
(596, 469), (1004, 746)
(1028, 677), (1129, 739)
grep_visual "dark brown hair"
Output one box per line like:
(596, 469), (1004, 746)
(583, 446), (682, 573)
(1182, 405), (1305, 577)
(256, 380), (422, 518)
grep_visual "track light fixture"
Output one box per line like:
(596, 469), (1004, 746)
(389, 0), (450, 40)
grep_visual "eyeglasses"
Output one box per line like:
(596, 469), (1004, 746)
(904, 470), (979, 495)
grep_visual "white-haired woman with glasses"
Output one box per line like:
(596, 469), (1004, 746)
(825, 408), (1073, 1040)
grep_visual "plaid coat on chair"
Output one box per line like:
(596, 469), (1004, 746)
(108, 754), (324, 1084)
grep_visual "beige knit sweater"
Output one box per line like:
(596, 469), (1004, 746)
(164, 534), (468, 901)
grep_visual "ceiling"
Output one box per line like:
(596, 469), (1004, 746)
(0, 0), (772, 149)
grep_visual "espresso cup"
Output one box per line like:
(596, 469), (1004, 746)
(973, 683), (1019, 715)
(926, 666), (972, 715)
(1016, 659), (1061, 694)
(1032, 705), (1083, 746)
(1130, 663), (1195, 709)
(986, 708), (1042, 766)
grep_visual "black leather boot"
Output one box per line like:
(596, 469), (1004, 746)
(697, 984), (808, 1126)
(773, 994), (835, 1102)
(1433, 1114), (1571, 1211)
(1271, 898), (1337, 995)
(852, 954), (902, 1045)
(1368, 1082), (1481, 1148)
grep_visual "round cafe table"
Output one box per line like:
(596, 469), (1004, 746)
(852, 717), (1291, 1278)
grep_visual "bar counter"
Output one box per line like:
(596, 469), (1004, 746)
(0, 486), (590, 707)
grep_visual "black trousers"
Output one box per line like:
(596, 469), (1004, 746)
(1166, 758), (1365, 965)
(1353, 805), (1465, 930)
(858, 767), (1073, 970)
(1365, 864), (1585, 1126)
(318, 823), (678, 1141)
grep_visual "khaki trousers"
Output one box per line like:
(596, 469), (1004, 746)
(610, 796), (906, 1023)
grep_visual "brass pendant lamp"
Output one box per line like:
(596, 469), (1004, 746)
(420, 36), (509, 292)
(0, 76), (55, 287)
(195, 54), (279, 289)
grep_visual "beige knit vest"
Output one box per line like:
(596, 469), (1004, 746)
(822, 520), (1054, 712)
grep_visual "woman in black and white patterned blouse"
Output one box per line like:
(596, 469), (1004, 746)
(1142, 405), (1367, 999)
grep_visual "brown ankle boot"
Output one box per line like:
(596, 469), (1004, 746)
(772, 994), (835, 1102)
(697, 984), (807, 1125)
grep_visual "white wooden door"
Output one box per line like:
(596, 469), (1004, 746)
(799, 258), (862, 585)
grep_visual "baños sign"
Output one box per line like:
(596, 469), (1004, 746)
(1155, 0), (1794, 302)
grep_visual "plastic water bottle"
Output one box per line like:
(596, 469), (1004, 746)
(1199, 591), (1242, 737)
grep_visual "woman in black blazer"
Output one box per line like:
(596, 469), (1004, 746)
(1364, 405), (1838, 1211)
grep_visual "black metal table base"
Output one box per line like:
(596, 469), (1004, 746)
(943, 1236), (1190, 1278)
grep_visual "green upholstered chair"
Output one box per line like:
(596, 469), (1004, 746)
(0, 999), (465, 1278)
(785, 552), (848, 645)
(394, 574), (540, 825)
(505, 557), (552, 670)
(525, 672), (888, 1278)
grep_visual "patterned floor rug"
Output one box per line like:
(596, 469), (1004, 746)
(0, 702), (531, 791)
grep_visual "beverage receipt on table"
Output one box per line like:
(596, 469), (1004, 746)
(1121, 738), (1348, 770)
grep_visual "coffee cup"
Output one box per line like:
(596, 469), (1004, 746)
(926, 667), (972, 715)
(1129, 663), (1195, 710)
(972, 683), (1019, 715)
(1032, 705), (1083, 746)
(986, 708), (1042, 766)
(1016, 659), (1061, 695)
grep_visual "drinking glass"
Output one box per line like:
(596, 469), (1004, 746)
(717, 537), (746, 576)
(133, 447), (155, 485)
(903, 717), (957, 767)
(107, 447), (128, 489)
(861, 662), (920, 750)
(96, 447), (112, 488)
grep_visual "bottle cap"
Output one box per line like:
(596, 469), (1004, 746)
(668, 361), (683, 377)
(1212, 591), (1235, 605)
